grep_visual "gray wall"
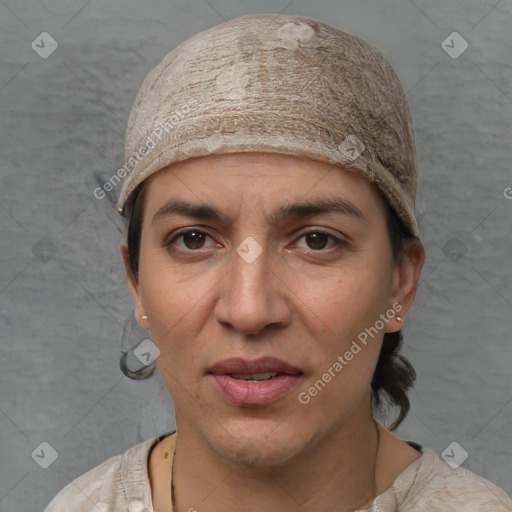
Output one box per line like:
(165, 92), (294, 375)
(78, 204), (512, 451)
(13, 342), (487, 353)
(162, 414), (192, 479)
(1, 1), (511, 510)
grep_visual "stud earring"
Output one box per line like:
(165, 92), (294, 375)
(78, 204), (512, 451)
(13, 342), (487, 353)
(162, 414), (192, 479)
(136, 301), (148, 320)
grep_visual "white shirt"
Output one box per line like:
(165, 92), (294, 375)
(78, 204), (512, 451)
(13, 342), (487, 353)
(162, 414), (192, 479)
(44, 430), (512, 511)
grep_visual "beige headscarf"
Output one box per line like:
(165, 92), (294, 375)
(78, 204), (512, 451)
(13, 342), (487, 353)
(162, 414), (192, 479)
(116, 13), (419, 237)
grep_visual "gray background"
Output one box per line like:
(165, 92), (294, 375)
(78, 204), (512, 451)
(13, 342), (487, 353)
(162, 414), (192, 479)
(1, 0), (511, 510)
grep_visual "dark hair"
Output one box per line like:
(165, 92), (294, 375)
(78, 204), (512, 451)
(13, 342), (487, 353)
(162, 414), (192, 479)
(121, 180), (417, 430)
(373, 200), (417, 431)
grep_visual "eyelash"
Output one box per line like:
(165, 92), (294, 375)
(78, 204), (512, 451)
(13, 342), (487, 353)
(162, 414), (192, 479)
(164, 228), (347, 255)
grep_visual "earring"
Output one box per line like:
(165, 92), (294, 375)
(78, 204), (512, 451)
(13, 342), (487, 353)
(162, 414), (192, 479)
(136, 301), (148, 321)
(396, 315), (403, 322)
(134, 308), (148, 322)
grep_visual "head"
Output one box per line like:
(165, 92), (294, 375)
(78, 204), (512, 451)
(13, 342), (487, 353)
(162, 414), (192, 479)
(116, 14), (425, 466)
(119, 151), (424, 467)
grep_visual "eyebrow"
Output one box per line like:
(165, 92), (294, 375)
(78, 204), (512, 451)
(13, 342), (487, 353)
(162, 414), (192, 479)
(151, 197), (367, 225)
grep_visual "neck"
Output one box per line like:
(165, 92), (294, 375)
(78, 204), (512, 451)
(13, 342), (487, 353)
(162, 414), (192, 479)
(171, 412), (381, 512)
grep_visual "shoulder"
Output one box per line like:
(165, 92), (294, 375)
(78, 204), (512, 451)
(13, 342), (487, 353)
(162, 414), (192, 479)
(43, 432), (174, 512)
(43, 452), (125, 512)
(393, 447), (512, 511)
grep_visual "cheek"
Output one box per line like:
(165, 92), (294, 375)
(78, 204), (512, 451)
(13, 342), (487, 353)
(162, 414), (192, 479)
(296, 258), (393, 405)
(137, 243), (217, 362)
(310, 259), (392, 346)
(141, 264), (210, 403)
(298, 278), (388, 419)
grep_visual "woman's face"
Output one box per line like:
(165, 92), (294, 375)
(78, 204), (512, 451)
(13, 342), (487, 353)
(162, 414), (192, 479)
(123, 152), (422, 465)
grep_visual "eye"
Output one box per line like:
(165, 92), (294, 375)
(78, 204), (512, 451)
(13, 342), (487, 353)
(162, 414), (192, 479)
(165, 228), (347, 254)
(166, 228), (218, 251)
(295, 230), (347, 252)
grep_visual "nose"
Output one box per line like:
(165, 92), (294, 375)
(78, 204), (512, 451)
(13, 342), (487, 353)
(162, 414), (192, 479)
(214, 239), (292, 336)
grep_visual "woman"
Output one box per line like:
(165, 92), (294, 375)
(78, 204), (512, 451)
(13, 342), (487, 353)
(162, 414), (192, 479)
(45, 13), (512, 512)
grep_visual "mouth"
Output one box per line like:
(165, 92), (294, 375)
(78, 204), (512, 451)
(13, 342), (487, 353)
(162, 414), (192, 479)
(208, 357), (304, 406)
(228, 371), (282, 382)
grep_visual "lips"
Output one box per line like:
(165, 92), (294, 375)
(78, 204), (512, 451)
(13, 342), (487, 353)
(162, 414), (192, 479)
(208, 357), (303, 406)
(208, 356), (302, 376)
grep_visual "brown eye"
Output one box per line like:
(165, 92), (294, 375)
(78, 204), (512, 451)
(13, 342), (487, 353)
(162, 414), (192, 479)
(181, 230), (207, 249)
(166, 229), (216, 252)
(304, 232), (330, 250)
(296, 230), (346, 252)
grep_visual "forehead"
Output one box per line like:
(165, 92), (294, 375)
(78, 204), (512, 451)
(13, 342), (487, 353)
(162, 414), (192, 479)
(141, 152), (386, 220)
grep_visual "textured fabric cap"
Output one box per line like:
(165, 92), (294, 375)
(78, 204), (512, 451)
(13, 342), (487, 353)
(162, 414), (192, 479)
(116, 13), (420, 237)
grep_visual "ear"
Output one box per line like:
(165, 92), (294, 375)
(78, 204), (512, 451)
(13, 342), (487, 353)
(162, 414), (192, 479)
(385, 238), (425, 333)
(120, 241), (149, 330)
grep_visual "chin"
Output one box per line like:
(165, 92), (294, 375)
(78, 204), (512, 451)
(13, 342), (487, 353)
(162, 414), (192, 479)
(208, 415), (308, 468)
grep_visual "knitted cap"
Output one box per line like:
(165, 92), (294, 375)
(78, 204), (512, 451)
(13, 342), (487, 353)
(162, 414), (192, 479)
(116, 13), (419, 237)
